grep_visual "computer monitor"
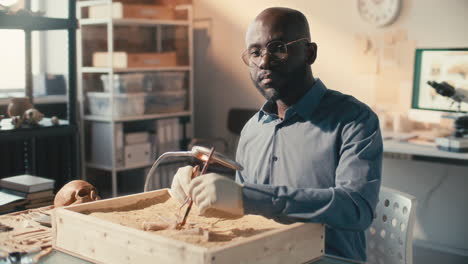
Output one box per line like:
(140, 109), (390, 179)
(412, 48), (468, 113)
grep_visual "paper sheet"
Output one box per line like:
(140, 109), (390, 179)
(375, 66), (401, 106)
(353, 34), (379, 74)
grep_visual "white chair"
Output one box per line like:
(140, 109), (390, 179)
(366, 187), (417, 264)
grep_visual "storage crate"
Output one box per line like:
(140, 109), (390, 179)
(92, 52), (177, 68)
(100, 73), (148, 93)
(145, 71), (186, 92)
(89, 3), (175, 20)
(145, 90), (187, 113)
(87, 92), (146, 117)
(124, 142), (152, 167)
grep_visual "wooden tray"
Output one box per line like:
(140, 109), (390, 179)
(52, 189), (324, 264)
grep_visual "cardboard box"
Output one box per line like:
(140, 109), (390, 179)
(53, 189), (325, 264)
(153, 0), (193, 6)
(124, 142), (152, 167)
(92, 52), (177, 68)
(89, 3), (175, 20)
(125, 132), (150, 145)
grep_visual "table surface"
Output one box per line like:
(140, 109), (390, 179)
(383, 138), (468, 161)
(40, 250), (362, 264)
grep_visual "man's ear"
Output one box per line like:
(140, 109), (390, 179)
(306, 42), (317, 65)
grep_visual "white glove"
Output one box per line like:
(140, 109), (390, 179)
(169, 165), (194, 204)
(188, 173), (244, 218)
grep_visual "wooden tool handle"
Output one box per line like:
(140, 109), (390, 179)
(191, 165), (200, 180)
(179, 147), (215, 228)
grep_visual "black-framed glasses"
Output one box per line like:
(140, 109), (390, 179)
(241, 37), (309, 67)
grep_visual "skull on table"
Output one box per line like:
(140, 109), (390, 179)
(54, 180), (100, 207)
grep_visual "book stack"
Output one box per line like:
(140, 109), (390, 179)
(0, 175), (55, 214)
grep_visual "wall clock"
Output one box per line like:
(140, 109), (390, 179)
(357, 0), (402, 27)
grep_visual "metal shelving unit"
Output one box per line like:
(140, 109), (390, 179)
(77, 0), (194, 197)
(0, 1), (80, 186)
(81, 66), (191, 73)
(83, 111), (191, 122)
(79, 17), (190, 26)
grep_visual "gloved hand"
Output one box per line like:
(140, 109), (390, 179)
(188, 173), (244, 217)
(169, 165), (194, 203)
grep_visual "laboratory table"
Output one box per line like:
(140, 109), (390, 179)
(383, 139), (468, 166)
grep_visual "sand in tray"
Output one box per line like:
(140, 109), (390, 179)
(87, 192), (287, 247)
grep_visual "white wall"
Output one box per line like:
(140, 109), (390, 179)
(193, 0), (468, 254)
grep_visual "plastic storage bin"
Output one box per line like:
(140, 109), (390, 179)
(100, 73), (148, 93)
(145, 90), (187, 113)
(87, 92), (146, 117)
(145, 71), (186, 92)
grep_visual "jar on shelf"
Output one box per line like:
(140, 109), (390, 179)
(7, 97), (33, 117)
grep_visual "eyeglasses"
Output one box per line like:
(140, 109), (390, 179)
(241, 37), (309, 67)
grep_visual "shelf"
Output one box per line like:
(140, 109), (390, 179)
(0, 14), (78, 31)
(81, 66), (191, 73)
(87, 159), (183, 172)
(34, 95), (68, 104)
(87, 162), (152, 172)
(0, 118), (76, 141)
(76, 0), (109, 8)
(84, 111), (191, 122)
(79, 18), (190, 27)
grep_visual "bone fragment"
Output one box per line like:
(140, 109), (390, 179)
(142, 222), (176, 231)
(177, 227), (213, 241)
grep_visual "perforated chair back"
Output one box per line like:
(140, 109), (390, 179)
(366, 187), (417, 264)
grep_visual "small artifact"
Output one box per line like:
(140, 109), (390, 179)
(7, 97), (33, 117)
(142, 221), (177, 231)
(33, 215), (52, 227)
(0, 223), (13, 232)
(11, 116), (23, 128)
(51, 116), (59, 125)
(23, 108), (44, 125)
(178, 227), (213, 242)
(54, 180), (100, 208)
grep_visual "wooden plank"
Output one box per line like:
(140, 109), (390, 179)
(208, 223), (324, 264)
(62, 189), (169, 213)
(53, 189), (325, 263)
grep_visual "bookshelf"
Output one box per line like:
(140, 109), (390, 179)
(77, 0), (193, 197)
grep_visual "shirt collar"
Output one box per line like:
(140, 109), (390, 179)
(259, 78), (327, 121)
(291, 78), (327, 120)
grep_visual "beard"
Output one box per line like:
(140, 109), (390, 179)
(251, 65), (308, 103)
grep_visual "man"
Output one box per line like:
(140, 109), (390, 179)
(171, 7), (382, 262)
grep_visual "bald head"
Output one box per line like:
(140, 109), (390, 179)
(246, 7), (310, 46)
(244, 7), (317, 106)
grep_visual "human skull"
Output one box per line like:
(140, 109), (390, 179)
(54, 180), (100, 207)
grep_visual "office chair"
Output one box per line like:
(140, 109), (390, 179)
(188, 108), (257, 158)
(187, 108), (257, 178)
(366, 187), (417, 264)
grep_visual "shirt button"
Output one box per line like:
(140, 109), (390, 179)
(272, 156), (278, 162)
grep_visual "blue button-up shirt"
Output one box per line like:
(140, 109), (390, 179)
(235, 79), (382, 262)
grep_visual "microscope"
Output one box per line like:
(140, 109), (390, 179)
(427, 81), (468, 152)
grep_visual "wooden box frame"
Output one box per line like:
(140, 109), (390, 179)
(52, 189), (324, 264)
